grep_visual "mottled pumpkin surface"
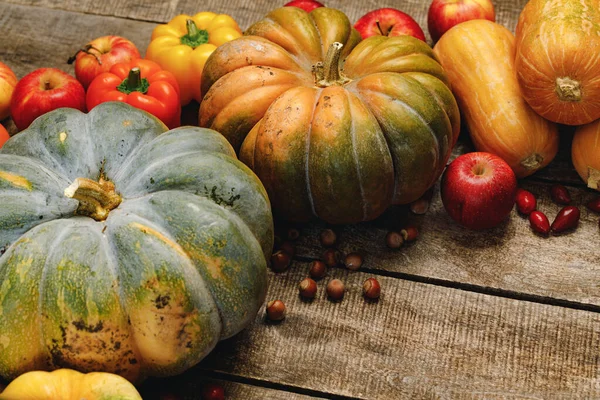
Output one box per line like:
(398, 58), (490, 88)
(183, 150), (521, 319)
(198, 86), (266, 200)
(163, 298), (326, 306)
(0, 102), (273, 382)
(200, 7), (460, 224)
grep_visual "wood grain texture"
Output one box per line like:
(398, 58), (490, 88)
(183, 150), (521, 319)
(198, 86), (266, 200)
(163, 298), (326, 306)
(155, 265), (600, 399)
(288, 177), (600, 307)
(0, 2), (154, 78)
(139, 376), (320, 400)
(3, 0), (529, 37)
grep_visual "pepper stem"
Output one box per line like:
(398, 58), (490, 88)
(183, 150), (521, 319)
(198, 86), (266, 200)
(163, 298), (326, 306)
(117, 67), (149, 95)
(315, 42), (350, 87)
(180, 19), (209, 48)
(64, 177), (122, 221)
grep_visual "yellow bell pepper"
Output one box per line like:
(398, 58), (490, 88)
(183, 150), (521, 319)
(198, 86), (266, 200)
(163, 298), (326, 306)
(146, 12), (242, 105)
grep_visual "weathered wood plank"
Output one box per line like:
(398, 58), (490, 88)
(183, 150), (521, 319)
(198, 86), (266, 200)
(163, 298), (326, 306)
(0, 2), (154, 78)
(154, 265), (600, 399)
(289, 177), (600, 307)
(3, 0), (529, 36)
(139, 376), (320, 400)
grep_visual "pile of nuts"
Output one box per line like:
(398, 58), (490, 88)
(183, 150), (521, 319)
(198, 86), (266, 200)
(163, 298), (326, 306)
(265, 227), (393, 321)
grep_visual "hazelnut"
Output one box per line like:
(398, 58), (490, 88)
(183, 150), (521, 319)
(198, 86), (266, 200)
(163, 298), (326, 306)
(326, 279), (345, 301)
(287, 228), (301, 241)
(266, 300), (286, 321)
(270, 250), (291, 272)
(385, 231), (404, 249)
(344, 252), (363, 271)
(322, 248), (342, 267)
(309, 260), (327, 280)
(320, 228), (337, 247)
(400, 226), (418, 242)
(298, 278), (317, 299)
(362, 278), (381, 300)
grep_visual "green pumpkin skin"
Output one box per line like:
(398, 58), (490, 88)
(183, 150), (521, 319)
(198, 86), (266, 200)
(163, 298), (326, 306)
(0, 102), (273, 383)
(200, 7), (460, 224)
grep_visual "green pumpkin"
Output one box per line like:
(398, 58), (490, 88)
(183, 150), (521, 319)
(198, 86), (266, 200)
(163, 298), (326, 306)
(0, 102), (273, 382)
(199, 7), (460, 224)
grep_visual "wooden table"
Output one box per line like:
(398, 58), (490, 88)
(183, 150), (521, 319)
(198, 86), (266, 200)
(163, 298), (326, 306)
(2, 0), (599, 398)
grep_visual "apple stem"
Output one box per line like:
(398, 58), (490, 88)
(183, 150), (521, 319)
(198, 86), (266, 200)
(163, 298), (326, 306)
(43, 81), (51, 90)
(67, 44), (103, 65)
(376, 20), (385, 36)
(315, 42), (350, 87)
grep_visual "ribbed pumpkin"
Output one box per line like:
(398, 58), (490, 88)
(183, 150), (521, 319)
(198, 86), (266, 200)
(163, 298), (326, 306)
(0, 102), (273, 382)
(199, 7), (460, 224)
(514, 0), (600, 126)
(0, 369), (142, 400)
(572, 120), (600, 190)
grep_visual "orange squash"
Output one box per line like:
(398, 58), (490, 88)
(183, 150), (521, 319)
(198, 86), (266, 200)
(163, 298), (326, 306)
(199, 7), (460, 224)
(514, 0), (600, 125)
(433, 19), (559, 178)
(572, 120), (600, 190)
(0, 369), (142, 400)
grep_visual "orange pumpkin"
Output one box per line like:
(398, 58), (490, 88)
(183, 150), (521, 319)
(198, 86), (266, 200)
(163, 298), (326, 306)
(514, 0), (600, 125)
(572, 120), (600, 190)
(199, 7), (460, 224)
(433, 20), (559, 178)
(0, 369), (142, 400)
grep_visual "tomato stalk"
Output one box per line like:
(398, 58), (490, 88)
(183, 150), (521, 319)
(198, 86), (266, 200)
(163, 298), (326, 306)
(181, 19), (209, 48)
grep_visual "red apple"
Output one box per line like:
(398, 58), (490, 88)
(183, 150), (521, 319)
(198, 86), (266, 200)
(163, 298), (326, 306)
(284, 0), (324, 12)
(68, 35), (141, 90)
(441, 152), (517, 230)
(0, 61), (18, 121)
(0, 124), (10, 148)
(427, 0), (495, 43)
(354, 8), (426, 41)
(10, 68), (86, 131)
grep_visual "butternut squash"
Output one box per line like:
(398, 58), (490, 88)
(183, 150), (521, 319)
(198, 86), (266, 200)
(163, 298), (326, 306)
(433, 19), (559, 178)
(515, 0), (600, 126)
(572, 120), (600, 190)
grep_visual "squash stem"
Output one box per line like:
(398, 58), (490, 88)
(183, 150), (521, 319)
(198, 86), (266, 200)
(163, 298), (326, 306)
(64, 177), (122, 221)
(316, 42), (349, 87)
(520, 153), (543, 171)
(555, 77), (581, 102)
(587, 167), (600, 190)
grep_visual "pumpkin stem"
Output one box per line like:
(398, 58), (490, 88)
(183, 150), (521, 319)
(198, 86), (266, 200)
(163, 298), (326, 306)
(587, 167), (600, 190)
(520, 153), (543, 171)
(316, 41), (350, 87)
(555, 77), (581, 102)
(180, 19), (209, 48)
(64, 177), (122, 221)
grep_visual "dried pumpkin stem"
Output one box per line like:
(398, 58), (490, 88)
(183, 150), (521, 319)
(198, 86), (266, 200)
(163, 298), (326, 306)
(587, 167), (600, 190)
(520, 153), (543, 171)
(64, 177), (122, 221)
(316, 41), (349, 87)
(555, 77), (581, 102)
